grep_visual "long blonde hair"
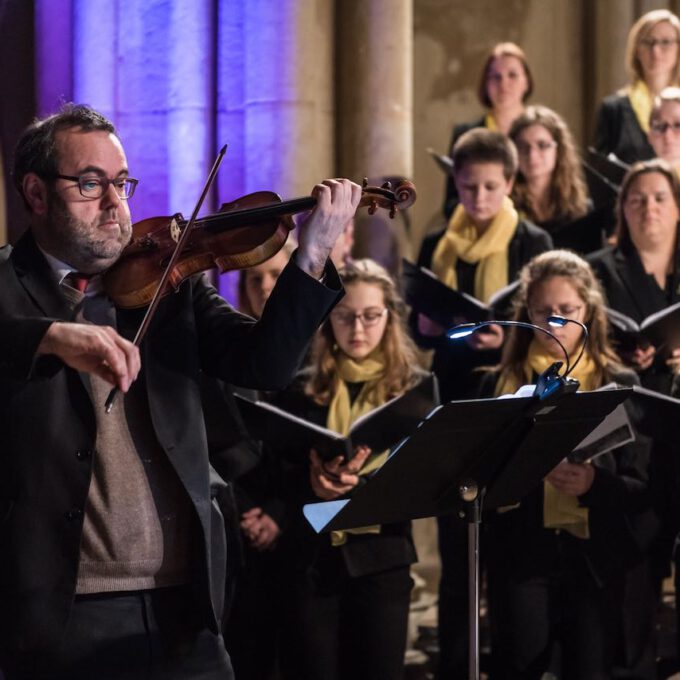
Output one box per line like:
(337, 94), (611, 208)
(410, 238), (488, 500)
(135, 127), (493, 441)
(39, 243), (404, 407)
(498, 250), (622, 388)
(510, 105), (589, 223)
(304, 259), (422, 405)
(626, 9), (680, 85)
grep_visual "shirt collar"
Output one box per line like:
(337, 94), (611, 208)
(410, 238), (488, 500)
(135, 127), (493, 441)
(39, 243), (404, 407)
(36, 243), (103, 295)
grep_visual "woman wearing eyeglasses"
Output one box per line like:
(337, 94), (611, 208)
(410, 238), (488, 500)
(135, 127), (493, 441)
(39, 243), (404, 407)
(476, 250), (652, 680)
(509, 106), (590, 239)
(648, 87), (680, 175)
(272, 259), (429, 680)
(595, 9), (680, 164)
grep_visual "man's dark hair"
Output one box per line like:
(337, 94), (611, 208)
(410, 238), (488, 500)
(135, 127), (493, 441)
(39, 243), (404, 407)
(13, 103), (117, 207)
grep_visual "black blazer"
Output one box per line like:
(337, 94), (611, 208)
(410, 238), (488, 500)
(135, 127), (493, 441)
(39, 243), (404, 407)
(594, 93), (655, 165)
(442, 116), (486, 218)
(410, 220), (553, 401)
(588, 244), (680, 394)
(0, 231), (342, 663)
(272, 384), (418, 580)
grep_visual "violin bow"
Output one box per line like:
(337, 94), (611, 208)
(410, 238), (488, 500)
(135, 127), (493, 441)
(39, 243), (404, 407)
(104, 144), (228, 413)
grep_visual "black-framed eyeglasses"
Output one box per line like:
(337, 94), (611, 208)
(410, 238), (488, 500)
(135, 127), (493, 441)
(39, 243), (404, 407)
(640, 38), (679, 50)
(330, 308), (389, 327)
(650, 121), (680, 135)
(54, 174), (139, 200)
(516, 140), (557, 156)
(528, 305), (583, 324)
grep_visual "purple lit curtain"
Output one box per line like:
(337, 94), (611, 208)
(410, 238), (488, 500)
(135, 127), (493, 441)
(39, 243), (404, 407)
(34, 0), (310, 301)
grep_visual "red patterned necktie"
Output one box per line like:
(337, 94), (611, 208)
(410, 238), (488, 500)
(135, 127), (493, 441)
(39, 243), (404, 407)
(66, 272), (92, 293)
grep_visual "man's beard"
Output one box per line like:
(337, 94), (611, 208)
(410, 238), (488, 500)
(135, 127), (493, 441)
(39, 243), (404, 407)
(45, 190), (132, 273)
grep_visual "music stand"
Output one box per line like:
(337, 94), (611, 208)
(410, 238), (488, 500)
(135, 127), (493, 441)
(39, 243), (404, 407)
(303, 386), (632, 680)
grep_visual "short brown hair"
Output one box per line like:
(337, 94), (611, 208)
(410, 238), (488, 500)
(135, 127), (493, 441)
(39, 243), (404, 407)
(478, 42), (533, 109)
(452, 128), (518, 180)
(626, 10), (680, 84)
(13, 103), (117, 209)
(616, 159), (680, 251)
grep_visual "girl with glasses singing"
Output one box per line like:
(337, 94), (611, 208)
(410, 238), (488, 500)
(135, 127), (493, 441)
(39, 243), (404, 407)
(595, 9), (680, 164)
(475, 250), (654, 680)
(272, 259), (430, 680)
(509, 106), (591, 246)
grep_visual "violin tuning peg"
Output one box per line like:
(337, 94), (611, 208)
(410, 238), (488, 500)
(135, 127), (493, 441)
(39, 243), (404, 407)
(368, 199), (377, 215)
(362, 177), (369, 189)
(381, 181), (392, 190)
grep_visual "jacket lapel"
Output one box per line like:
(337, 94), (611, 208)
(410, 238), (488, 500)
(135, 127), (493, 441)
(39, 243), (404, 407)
(11, 231), (73, 320)
(614, 247), (666, 320)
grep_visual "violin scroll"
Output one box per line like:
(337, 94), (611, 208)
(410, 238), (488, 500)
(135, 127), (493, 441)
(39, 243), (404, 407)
(360, 178), (416, 218)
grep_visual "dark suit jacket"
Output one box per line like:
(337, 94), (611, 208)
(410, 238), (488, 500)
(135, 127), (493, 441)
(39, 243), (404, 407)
(594, 93), (655, 165)
(0, 231), (342, 665)
(442, 116), (486, 218)
(410, 220), (553, 401)
(587, 244), (680, 394)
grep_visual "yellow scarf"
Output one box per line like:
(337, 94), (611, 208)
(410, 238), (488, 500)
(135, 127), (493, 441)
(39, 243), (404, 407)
(430, 196), (518, 303)
(627, 80), (654, 134)
(327, 351), (390, 546)
(484, 112), (498, 131)
(495, 339), (599, 540)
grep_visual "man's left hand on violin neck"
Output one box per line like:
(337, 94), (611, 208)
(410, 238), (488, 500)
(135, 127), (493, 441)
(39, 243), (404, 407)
(296, 179), (363, 280)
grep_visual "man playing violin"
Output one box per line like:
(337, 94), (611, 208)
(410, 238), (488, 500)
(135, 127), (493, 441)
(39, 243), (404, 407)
(0, 103), (361, 680)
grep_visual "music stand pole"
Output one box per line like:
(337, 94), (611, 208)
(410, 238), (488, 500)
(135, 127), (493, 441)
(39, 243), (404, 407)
(461, 482), (482, 680)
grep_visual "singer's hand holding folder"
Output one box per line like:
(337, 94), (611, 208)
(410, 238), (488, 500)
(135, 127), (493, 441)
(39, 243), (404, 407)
(605, 301), (680, 354)
(234, 374), (439, 462)
(401, 259), (519, 327)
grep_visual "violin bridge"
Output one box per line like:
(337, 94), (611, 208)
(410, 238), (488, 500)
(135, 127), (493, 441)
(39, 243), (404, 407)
(169, 213), (184, 243)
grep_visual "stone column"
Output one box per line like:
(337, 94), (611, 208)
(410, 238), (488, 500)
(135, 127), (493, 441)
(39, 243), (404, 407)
(593, 0), (636, 107)
(336, 0), (414, 267)
(336, 0), (413, 180)
(243, 0), (335, 199)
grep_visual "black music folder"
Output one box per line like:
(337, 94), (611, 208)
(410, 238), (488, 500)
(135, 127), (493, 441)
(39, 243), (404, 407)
(568, 402), (634, 463)
(427, 147), (454, 175)
(234, 374), (440, 462)
(585, 148), (629, 186)
(303, 387), (631, 532)
(583, 149), (626, 233)
(401, 259), (519, 326)
(606, 302), (680, 354)
(626, 384), (680, 446)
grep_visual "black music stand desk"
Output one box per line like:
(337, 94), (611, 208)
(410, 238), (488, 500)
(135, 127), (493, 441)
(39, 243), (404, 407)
(303, 387), (632, 680)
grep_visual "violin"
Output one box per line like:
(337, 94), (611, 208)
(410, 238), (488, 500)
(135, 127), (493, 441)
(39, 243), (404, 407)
(103, 179), (416, 309)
